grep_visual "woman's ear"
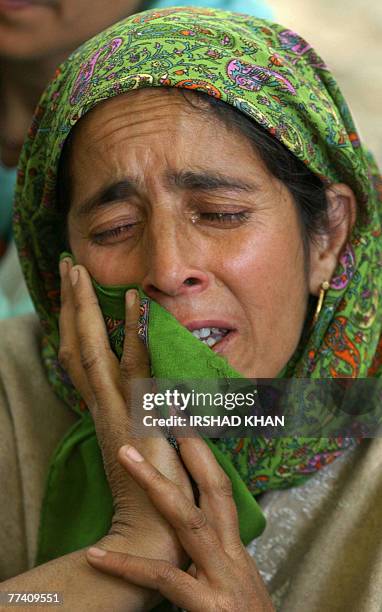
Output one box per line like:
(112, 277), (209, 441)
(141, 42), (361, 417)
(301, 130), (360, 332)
(309, 183), (357, 296)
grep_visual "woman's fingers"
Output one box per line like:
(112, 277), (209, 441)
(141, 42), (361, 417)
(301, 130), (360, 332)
(90, 444), (273, 611)
(119, 290), (152, 421)
(58, 258), (95, 407)
(59, 264), (151, 416)
(176, 436), (243, 559)
(86, 548), (210, 611)
(67, 265), (120, 404)
(117, 444), (230, 577)
(169, 417), (243, 557)
(88, 443), (274, 612)
(121, 290), (151, 379)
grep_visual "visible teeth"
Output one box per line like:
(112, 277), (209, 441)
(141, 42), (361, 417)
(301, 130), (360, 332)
(191, 326), (229, 348)
(192, 330), (202, 339)
(200, 328), (211, 338)
(192, 327), (212, 339)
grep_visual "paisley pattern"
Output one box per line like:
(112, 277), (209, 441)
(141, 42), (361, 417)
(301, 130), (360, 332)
(278, 29), (327, 69)
(69, 38), (123, 106)
(330, 242), (355, 290)
(227, 59), (296, 94)
(138, 298), (150, 345)
(323, 316), (361, 378)
(13, 9), (382, 499)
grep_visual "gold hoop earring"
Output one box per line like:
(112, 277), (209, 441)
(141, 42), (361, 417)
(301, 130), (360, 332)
(312, 281), (330, 326)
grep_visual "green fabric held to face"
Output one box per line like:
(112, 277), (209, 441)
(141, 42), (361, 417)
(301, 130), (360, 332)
(94, 278), (241, 379)
(35, 251), (265, 566)
(13, 8), (382, 566)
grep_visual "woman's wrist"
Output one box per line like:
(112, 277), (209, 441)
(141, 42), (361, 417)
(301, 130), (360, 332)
(104, 517), (188, 568)
(94, 530), (188, 610)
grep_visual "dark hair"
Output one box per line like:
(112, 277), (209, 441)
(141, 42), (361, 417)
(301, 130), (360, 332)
(57, 88), (330, 253)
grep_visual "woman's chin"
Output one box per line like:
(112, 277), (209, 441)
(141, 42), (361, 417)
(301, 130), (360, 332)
(212, 335), (257, 378)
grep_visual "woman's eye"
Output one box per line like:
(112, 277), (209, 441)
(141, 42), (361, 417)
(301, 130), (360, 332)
(90, 223), (139, 245)
(199, 211), (250, 225)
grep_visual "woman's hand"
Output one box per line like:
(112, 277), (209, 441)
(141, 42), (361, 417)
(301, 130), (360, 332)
(58, 258), (193, 561)
(86, 436), (274, 612)
(1, 262), (194, 612)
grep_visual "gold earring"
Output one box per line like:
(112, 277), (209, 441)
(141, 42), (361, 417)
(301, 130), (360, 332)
(312, 281), (330, 326)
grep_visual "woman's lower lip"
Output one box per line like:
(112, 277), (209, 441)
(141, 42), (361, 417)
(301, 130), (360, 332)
(211, 330), (237, 354)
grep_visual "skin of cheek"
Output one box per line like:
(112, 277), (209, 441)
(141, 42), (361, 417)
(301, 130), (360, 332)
(213, 189), (309, 377)
(70, 188), (309, 379)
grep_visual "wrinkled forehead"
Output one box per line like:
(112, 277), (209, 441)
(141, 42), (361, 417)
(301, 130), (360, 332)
(67, 87), (219, 144)
(61, 87), (260, 187)
(61, 86), (267, 206)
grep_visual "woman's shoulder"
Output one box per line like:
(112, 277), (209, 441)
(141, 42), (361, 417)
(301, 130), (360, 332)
(0, 314), (50, 414)
(0, 312), (42, 360)
(0, 314), (77, 579)
(0, 313), (76, 430)
(252, 439), (382, 611)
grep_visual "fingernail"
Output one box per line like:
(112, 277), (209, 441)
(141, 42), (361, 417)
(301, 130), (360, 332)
(122, 445), (144, 462)
(126, 290), (137, 308)
(70, 267), (80, 287)
(87, 547), (107, 558)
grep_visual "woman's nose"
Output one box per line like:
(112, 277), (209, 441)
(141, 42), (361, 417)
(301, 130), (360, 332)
(141, 226), (210, 299)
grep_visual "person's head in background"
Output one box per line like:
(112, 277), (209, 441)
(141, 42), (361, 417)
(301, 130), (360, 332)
(0, 0), (273, 166)
(0, 0), (272, 321)
(0, 0), (144, 60)
(0, 0), (144, 166)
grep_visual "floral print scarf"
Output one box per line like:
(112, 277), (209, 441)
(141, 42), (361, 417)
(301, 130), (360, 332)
(13, 8), (382, 563)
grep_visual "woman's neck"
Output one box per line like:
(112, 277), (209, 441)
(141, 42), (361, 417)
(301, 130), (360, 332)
(0, 54), (66, 167)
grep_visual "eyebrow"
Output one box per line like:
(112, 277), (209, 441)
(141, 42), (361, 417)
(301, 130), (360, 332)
(167, 170), (258, 193)
(75, 171), (258, 217)
(76, 180), (137, 217)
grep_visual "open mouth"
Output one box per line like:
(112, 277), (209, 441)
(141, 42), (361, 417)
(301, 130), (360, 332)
(191, 327), (230, 349)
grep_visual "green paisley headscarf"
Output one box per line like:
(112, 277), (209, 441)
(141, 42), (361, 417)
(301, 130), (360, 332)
(14, 8), (382, 565)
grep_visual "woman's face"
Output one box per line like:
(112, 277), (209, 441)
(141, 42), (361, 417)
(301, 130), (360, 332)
(0, 0), (141, 59)
(67, 89), (311, 378)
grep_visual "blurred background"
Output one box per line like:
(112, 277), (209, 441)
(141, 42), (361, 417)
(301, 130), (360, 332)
(268, 0), (382, 166)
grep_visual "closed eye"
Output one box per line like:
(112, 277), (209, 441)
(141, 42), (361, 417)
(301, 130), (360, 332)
(89, 210), (251, 246)
(90, 223), (140, 245)
(199, 211), (251, 225)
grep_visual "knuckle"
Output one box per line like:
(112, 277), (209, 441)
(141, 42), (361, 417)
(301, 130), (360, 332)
(206, 472), (233, 498)
(121, 348), (149, 380)
(184, 506), (207, 531)
(146, 467), (165, 490)
(120, 356), (135, 381)
(106, 554), (132, 580)
(58, 346), (73, 371)
(156, 562), (177, 586)
(124, 318), (138, 336)
(216, 473), (233, 497)
(214, 593), (237, 612)
(227, 537), (246, 558)
(119, 555), (135, 577)
(80, 346), (100, 373)
(219, 599), (235, 612)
